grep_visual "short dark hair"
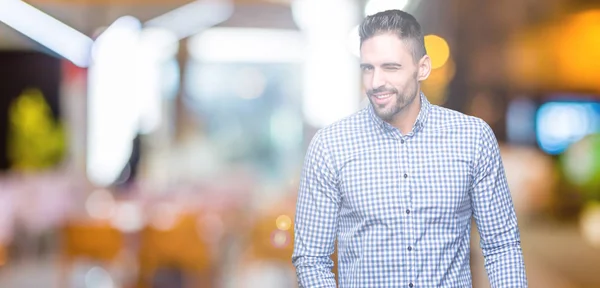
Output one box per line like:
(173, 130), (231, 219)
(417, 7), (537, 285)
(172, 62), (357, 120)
(359, 10), (427, 62)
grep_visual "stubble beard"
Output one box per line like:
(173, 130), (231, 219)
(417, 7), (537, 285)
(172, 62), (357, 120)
(371, 81), (419, 122)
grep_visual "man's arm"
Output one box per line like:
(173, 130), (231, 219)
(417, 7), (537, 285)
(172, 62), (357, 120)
(471, 121), (527, 287)
(292, 130), (339, 288)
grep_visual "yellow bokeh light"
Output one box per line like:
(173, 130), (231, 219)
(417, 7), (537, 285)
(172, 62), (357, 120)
(424, 34), (450, 69)
(506, 9), (600, 92)
(555, 9), (600, 90)
(276, 215), (292, 231)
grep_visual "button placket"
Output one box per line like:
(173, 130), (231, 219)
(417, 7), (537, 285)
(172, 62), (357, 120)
(399, 134), (416, 287)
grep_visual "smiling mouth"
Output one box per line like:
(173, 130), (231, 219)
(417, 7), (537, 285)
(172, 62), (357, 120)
(373, 93), (394, 99)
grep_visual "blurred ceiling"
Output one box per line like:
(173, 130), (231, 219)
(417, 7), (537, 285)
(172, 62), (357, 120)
(0, 0), (299, 50)
(5, 0), (598, 95)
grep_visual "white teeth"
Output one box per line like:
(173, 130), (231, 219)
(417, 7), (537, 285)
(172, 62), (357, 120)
(375, 93), (393, 99)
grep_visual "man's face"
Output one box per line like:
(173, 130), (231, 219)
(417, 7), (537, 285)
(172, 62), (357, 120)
(360, 33), (429, 121)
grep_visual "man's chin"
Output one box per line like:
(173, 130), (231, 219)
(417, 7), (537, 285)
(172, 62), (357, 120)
(373, 107), (396, 121)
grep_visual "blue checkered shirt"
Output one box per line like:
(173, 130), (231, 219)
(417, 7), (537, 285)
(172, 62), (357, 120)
(292, 94), (527, 287)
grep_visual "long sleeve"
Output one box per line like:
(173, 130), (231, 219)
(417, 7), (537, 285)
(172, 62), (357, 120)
(471, 121), (528, 287)
(292, 130), (340, 288)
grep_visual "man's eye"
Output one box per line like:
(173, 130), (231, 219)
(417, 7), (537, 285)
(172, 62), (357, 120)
(361, 66), (373, 71)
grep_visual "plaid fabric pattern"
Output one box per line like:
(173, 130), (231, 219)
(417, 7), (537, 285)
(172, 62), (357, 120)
(292, 94), (527, 287)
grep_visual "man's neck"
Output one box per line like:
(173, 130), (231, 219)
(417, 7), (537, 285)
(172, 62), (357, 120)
(390, 92), (422, 135)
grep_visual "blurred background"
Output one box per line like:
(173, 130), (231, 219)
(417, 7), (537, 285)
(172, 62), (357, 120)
(0, 0), (599, 287)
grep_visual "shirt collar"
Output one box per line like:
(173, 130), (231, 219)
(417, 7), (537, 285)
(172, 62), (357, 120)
(368, 92), (432, 135)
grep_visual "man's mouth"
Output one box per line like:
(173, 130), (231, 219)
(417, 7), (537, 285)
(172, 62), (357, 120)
(373, 93), (394, 99)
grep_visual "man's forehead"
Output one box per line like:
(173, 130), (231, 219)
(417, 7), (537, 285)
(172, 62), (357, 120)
(361, 45), (412, 64)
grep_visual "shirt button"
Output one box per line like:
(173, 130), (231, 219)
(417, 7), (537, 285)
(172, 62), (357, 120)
(405, 209), (410, 214)
(409, 283), (413, 288)
(400, 139), (405, 144)
(407, 246), (412, 251)
(403, 173), (408, 178)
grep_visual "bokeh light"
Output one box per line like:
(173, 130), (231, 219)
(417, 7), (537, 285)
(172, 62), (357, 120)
(580, 202), (600, 248)
(85, 266), (115, 288)
(149, 203), (180, 231)
(85, 189), (116, 220)
(270, 230), (290, 248)
(555, 9), (600, 91)
(110, 201), (144, 233)
(536, 102), (600, 155)
(275, 215), (292, 231)
(424, 34), (450, 69)
(506, 9), (600, 92)
(562, 134), (600, 198)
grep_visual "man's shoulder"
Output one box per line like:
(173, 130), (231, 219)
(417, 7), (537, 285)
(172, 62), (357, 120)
(429, 104), (488, 133)
(315, 107), (371, 140)
(307, 107), (372, 157)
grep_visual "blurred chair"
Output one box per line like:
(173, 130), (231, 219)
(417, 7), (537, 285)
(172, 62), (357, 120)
(60, 220), (124, 287)
(136, 213), (215, 288)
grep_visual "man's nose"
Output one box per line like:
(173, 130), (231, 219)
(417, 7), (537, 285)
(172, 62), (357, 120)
(371, 69), (386, 89)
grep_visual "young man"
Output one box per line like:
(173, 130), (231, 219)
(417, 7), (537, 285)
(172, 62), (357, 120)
(292, 9), (527, 288)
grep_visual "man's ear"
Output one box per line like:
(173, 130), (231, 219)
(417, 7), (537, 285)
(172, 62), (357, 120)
(417, 55), (431, 81)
